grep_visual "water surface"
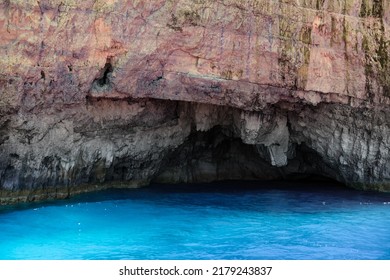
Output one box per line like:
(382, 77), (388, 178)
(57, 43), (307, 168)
(0, 181), (389, 260)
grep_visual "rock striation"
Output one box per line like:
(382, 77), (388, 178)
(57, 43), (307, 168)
(1, 0), (390, 203)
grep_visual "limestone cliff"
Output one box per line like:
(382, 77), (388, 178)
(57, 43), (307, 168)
(1, 0), (390, 204)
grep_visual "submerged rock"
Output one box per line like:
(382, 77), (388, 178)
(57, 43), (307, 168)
(1, 0), (390, 203)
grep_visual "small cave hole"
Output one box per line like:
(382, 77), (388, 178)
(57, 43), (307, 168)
(40, 70), (45, 80)
(68, 65), (73, 72)
(96, 59), (113, 87)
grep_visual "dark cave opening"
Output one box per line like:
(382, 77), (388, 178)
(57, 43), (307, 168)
(153, 125), (343, 188)
(97, 61), (113, 87)
(91, 58), (114, 92)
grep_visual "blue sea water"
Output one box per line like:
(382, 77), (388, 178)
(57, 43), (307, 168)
(0, 181), (390, 260)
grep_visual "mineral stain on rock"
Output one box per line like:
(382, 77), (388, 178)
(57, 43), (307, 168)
(1, 0), (390, 204)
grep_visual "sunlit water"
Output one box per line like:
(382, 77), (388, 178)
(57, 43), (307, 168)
(0, 181), (390, 260)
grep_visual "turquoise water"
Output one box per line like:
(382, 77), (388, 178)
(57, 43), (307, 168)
(0, 181), (390, 260)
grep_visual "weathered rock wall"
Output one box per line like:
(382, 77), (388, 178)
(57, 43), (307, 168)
(1, 0), (390, 203)
(2, 0), (390, 109)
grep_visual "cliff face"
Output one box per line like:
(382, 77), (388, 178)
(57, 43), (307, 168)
(1, 0), (390, 203)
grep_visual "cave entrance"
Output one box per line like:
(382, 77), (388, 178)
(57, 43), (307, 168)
(154, 126), (342, 187)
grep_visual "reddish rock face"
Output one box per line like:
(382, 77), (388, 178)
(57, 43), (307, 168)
(1, 1), (390, 203)
(1, 0), (389, 109)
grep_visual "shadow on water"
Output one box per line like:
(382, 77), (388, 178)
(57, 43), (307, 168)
(1, 179), (390, 214)
(1, 179), (390, 260)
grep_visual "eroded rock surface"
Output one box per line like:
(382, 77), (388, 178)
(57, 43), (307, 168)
(1, 0), (390, 203)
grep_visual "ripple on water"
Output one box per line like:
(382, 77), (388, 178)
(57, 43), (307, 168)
(0, 181), (390, 260)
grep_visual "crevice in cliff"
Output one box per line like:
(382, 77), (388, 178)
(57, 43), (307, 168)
(97, 61), (113, 87)
(91, 57), (114, 93)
